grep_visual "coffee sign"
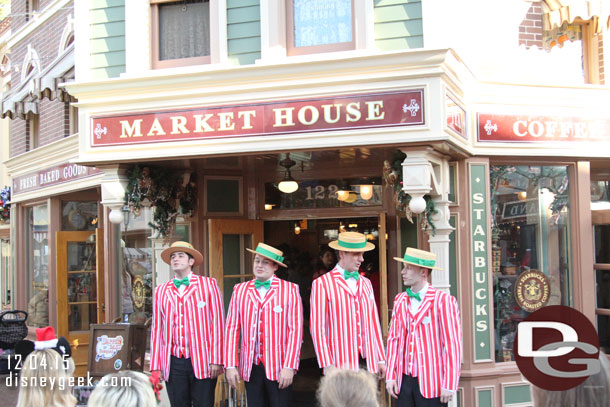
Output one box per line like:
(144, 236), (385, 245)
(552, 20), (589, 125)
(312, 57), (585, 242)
(91, 90), (424, 147)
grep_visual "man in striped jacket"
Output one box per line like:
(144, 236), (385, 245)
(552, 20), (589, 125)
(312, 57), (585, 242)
(225, 243), (303, 407)
(386, 248), (462, 407)
(310, 232), (386, 378)
(150, 241), (224, 407)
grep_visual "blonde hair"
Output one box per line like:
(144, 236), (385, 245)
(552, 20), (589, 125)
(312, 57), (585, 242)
(16, 349), (76, 407)
(88, 370), (157, 407)
(317, 368), (380, 407)
(532, 353), (610, 407)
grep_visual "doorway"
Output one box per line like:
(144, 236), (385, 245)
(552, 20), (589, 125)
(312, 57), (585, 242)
(264, 216), (384, 406)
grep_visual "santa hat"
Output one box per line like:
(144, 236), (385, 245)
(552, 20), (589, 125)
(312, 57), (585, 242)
(35, 326), (59, 350)
(15, 326), (72, 367)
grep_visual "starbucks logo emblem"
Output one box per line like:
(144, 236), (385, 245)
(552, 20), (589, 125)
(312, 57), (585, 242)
(514, 270), (550, 312)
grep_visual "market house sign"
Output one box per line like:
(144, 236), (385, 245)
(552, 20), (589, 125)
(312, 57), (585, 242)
(477, 113), (610, 143)
(90, 90), (424, 147)
(12, 163), (103, 195)
(470, 163), (493, 362)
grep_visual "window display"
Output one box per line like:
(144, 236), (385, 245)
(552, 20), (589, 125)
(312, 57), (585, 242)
(490, 165), (571, 362)
(26, 204), (49, 327)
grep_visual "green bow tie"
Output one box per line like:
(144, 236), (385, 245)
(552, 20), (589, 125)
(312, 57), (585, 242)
(173, 277), (190, 289)
(254, 279), (271, 290)
(406, 287), (421, 301)
(344, 270), (360, 281)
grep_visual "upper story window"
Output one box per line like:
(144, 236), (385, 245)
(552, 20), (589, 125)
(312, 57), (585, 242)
(286, 0), (355, 56)
(151, 0), (211, 69)
(26, 0), (40, 22)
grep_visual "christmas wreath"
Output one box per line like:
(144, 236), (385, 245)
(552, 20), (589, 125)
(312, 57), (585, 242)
(0, 186), (10, 222)
(383, 151), (437, 234)
(124, 166), (197, 240)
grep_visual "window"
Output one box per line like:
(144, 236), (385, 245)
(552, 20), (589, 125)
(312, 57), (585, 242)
(26, 115), (39, 151)
(591, 178), (610, 354)
(491, 165), (572, 362)
(151, 0), (211, 69)
(66, 102), (78, 137)
(26, 0), (39, 22)
(26, 204), (49, 328)
(286, 0), (355, 56)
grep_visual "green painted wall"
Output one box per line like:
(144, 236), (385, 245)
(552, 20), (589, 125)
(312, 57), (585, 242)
(90, 0), (125, 79)
(504, 384), (532, 405)
(374, 0), (423, 51)
(227, 0), (261, 65)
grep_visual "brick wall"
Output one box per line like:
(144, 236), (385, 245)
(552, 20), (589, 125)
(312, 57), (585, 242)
(519, 1), (543, 49)
(9, 4), (73, 157)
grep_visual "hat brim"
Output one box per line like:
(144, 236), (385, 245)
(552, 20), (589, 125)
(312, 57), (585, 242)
(246, 248), (287, 267)
(161, 246), (203, 267)
(393, 257), (443, 270)
(328, 240), (375, 252)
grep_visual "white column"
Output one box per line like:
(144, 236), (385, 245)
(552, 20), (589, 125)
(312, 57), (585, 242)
(151, 236), (171, 287)
(428, 199), (453, 294)
(99, 165), (128, 223)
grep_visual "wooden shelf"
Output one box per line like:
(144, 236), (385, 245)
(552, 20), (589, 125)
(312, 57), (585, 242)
(69, 301), (96, 305)
(68, 270), (95, 274)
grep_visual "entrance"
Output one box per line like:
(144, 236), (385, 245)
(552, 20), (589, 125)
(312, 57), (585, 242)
(56, 229), (105, 377)
(209, 215), (388, 406)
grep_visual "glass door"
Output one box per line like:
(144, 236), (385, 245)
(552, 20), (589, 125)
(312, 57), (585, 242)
(57, 229), (105, 377)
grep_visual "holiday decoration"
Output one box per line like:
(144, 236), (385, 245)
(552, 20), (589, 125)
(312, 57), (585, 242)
(0, 186), (10, 222)
(124, 166), (197, 241)
(383, 151), (437, 234)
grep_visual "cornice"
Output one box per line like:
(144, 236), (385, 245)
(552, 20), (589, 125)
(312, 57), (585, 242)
(4, 134), (78, 176)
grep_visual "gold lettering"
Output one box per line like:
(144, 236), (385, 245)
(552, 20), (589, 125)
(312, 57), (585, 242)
(193, 114), (215, 132)
(218, 112), (235, 131)
(272, 108), (296, 127)
(345, 102), (361, 122)
(238, 110), (256, 129)
(297, 106), (319, 126)
(365, 101), (385, 120)
(147, 118), (167, 136)
(321, 104), (342, 124)
(120, 120), (143, 138)
(170, 116), (190, 135)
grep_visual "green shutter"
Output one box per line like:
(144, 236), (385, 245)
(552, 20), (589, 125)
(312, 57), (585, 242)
(374, 0), (423, 51)
(227, 0), (261, 65)
(90, 1), (125, 79)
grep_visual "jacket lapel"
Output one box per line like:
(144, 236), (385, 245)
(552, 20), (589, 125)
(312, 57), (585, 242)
(260, 277), (279, 308)
(412, 287), (436, 328)
(332, 268), (355, 297)
(246, 280), (260, 305)
(181, 275), (199, 302)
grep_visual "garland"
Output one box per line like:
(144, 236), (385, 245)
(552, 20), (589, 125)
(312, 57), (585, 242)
(383, 151), (437, 234)
(0, 186), (10, 222)
(124, 166), (197, 241)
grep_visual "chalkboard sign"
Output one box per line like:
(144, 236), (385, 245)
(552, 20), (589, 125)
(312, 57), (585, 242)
(265, 178), (382, 210)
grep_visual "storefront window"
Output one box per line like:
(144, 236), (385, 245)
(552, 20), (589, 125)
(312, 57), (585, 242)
(490, 165), (571, 362)
(26, 204), (49, 327)
(1, 239), (11, 309)
(62, 201), (98, 231)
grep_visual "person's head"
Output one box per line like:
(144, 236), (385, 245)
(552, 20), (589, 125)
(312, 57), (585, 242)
(394, 247), (441, 290)
(319, 247), (337, 270)
(532, 353), (610, 407)
(329, 232), (375, 272)
(246, 243), (287, 281)
(160, 241), (203, 277)
(317, 368), (379, 407)
(17, 349), (76, 407)
(88, 370), (158, 407)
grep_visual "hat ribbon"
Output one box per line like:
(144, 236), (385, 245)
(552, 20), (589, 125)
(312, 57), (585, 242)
(255, 246), (284, 263)
(337, 239), (367, 249)
(403, 254), (436, 268)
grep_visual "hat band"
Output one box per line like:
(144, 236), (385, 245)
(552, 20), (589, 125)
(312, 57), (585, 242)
(337, 239), (367, 249)
(404, 254), (436, 268)
(256, 246), (284, 263)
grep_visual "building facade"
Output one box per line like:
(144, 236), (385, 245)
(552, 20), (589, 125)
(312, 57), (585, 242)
(5, 1), (610, 406)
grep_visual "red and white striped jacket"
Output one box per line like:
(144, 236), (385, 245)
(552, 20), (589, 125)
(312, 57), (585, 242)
(224, 277), (303, 382)
(150, 275), (224, 381)
(386, 287), (462, 399)
(310, 268), (386, 373)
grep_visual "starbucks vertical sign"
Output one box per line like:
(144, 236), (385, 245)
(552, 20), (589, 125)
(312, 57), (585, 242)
(470, 163), (492, 361)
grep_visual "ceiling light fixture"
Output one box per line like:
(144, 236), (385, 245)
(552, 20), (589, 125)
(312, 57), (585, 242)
(277, 153), (298, 194)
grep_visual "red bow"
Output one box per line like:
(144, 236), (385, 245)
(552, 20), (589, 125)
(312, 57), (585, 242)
(149, 371), (163, 403)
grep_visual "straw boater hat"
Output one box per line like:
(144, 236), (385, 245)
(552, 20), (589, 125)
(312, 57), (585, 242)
(328, 231), (375, 252)
(161, 241), (204, 267)
(394, 247), (443, 270)
(246, 243), (287, 267)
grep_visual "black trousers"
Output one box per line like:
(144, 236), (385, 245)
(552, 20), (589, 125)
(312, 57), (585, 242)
(396, 375), (446, 407)
(166, 356), (217, 407)
(244, 363), (292, 407)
